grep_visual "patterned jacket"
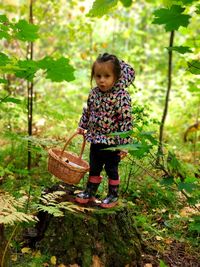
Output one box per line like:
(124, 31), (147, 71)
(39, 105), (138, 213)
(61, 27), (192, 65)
(79, 60), (135, 145)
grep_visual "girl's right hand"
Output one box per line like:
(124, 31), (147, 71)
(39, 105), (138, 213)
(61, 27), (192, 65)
(76, 127), (86, 135)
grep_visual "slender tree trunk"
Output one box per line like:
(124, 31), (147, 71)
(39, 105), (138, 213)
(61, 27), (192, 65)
(0, 224), (5, 267)
(27, 0), (34, 171)
(157, 31), (175, 164)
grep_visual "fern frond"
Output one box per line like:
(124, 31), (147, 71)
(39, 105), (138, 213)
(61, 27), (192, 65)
(37, 204), (64, 217)
(36, 191), (84, 216)
(39, 191), (66, 204)
(0, 190), (37, 225)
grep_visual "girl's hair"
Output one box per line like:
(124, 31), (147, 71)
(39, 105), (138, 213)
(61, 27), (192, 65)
(91, 53), (121, 86)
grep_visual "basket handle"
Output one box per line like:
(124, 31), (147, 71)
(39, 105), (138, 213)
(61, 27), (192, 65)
(60, 132), (86, 159)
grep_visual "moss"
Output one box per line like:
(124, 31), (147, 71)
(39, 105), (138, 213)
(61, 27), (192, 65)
(36, 203), (141, 266)
(82, 247), (92, 267)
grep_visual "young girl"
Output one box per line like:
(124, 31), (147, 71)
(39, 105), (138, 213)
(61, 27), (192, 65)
(75, 53), (135, 208)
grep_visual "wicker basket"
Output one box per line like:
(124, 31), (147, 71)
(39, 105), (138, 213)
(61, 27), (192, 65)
(48, 133), (89, 184)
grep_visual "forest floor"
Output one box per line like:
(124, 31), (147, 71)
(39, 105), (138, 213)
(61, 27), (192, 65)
(140, 239), (200, 267)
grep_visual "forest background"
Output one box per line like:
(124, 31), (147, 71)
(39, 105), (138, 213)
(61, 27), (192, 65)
(0, 0), (200, 266)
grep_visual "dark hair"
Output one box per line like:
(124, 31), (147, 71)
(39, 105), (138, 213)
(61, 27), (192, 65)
(91, 53), (121, 85)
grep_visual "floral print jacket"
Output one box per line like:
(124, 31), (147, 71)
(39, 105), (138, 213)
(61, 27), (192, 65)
(79, 60), (135, 145)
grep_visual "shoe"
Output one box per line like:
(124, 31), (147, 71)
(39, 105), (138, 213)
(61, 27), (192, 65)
(100, 194), (118, 208)
(75, 190), (96, 204)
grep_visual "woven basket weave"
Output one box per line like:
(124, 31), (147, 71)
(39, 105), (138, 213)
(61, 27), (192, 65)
(48, 133), (89, 184)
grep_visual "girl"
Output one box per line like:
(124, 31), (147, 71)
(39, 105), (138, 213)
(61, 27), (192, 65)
(76, 53), (135, 208)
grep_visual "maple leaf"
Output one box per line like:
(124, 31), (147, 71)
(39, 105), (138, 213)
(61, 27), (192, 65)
(152, 5), (191, 31)
(196, 4), (200, 14)
(38, 56), (75, 82)
(0, 14), (9, 23)
(187, 60), (200, 75)
(0, 78), (8, 84)
(15, 60), (39, 81)
(120, 0), (132, 7)
(1, 97), (21, 104)
(0, 15), (10, 40)
(87, 0), (118, 17)
(0, 52), (11, 66)
(13, 19), (39, 42)
(167, 46), (192, 54)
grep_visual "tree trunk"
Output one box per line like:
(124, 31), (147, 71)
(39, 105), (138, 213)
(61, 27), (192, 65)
(157, 30), (175, 164)
(26, 184), (142, 267)
(0, 224), (9, 267)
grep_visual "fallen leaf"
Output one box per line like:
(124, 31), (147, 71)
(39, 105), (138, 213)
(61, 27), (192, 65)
(92, 255), (103, 267)
(155, 235), (163, 241)
(164, 238), (173, 244)
(33, 250), (41, 258)
(50, 256), (57, 265)
(21, 247), (31, 254)
(11, 254), (18, 261)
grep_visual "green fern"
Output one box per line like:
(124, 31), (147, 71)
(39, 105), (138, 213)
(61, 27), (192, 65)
(36, 191), (78, 217)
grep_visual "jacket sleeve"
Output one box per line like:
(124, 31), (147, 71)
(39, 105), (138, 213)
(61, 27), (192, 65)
(78, 93), (91, 130)
(115, 60), (135, 89)
(116, 90), (132, 132)
(78, 106), (89, 130)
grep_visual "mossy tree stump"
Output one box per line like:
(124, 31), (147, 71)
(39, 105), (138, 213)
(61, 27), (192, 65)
(27, 184), (142, 267)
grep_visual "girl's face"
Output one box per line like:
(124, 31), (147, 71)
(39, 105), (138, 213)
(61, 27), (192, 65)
(93, 61), (116, 92)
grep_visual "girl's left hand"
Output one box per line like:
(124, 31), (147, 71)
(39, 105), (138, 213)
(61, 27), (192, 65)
(119, 150), (128, 159)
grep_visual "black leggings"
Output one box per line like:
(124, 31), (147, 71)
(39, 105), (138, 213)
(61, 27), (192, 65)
(89, 143), (121, 180)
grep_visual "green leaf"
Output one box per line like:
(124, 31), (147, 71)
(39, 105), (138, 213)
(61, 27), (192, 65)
(152, 5), (191, 31)
(0, 30), (10, 40)
(107, 130), (133, 137)
(104, 143), (142, 151)
(196, 4), (200, 14)
(15, 60), (39, 81)
(38, 56), (75, 82)
(0, 14), (9, 23)
(187, 60), (200, 75)
(167, 151), (181, 171)
(0, 24), (11, 40)
(178, 182), (195, 193)
(0, 52), (11, 66)
(187, 197), (199, 205)
(160, 176), (174, 186)
(0, 78), (8, 84)
(87, 0), (118, 17)
(0, 15), (10, 40)
(189, 216), (200, 233)
(181, 0), (199, 4)
(187, 83), (200, 93)
(120, 0), (132, 7)
(2, 97), (22, 104)
(159, 259), (168, 267)
(13, 19), (39, 42)
(139, 131), (158, 145)
(167, 46), (192, 54)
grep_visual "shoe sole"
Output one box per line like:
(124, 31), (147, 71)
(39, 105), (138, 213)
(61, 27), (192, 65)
(75, 196), (96, 204)
(100, 201), (118, 209)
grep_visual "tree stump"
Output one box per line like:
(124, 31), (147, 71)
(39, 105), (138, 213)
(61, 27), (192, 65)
(27, 183), (142, 267)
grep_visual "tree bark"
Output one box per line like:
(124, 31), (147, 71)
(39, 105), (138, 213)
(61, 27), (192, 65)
(27, 0), (34, 171)
(157, 31), (175, 164)
(0, 224), (9, 267)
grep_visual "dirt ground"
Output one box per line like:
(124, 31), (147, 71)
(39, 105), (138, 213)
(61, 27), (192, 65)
(140, 240), (200, 267)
